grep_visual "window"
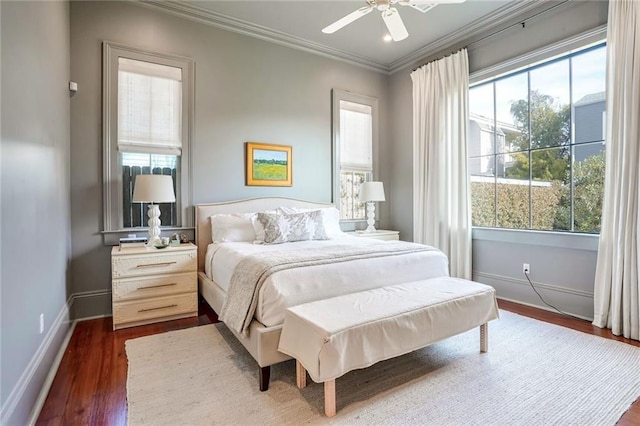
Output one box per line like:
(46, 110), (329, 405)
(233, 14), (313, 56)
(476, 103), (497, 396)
(469, 43), (606, 233)
(103, 42), (193, 234)
(332, 90), (378, 221)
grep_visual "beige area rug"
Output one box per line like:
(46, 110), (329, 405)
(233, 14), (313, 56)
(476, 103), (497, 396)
(125, 311), (640, 425)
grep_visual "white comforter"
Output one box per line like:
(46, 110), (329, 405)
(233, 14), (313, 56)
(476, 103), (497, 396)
(205, 237), (449, 327)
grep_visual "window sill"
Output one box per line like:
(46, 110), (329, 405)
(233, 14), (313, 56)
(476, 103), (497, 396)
(472, 227), (599, 251)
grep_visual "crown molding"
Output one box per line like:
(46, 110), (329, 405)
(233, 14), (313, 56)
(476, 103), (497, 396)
(388, 0), (558, 73)
(137, 0), (390, 73)
(136, 0), (569, 76)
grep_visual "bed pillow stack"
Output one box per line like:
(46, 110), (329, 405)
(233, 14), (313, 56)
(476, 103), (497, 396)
(209, 206), (344, 245)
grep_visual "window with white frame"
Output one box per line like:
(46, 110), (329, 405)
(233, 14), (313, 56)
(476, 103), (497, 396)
(468, 42), (606, 233)
(332, 90), (378, 221)
(103, 42), (193, 233)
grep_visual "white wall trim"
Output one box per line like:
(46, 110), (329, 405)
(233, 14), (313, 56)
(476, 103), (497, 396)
(2, 289), (116, 425)
(71, 288), (112, 303)
(472, 227), (599, 251)
(473, 270), (594, 299)
(0, 297), (72, 425)
(389, 0), (546, 73)
(138, 0), (551, 76)
(26, 320), (77, 426)
(496, 296), (592, 322)
(470, 24), (607, 84)
(137, 0), (389, 74)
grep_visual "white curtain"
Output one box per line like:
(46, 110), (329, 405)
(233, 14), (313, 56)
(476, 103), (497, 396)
(411, 49), (471, 279)
(593, 1), (640, 340)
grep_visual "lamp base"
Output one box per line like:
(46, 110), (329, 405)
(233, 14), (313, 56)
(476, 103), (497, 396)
(365, 201), (377, 233)
(146, 204), (162, 246)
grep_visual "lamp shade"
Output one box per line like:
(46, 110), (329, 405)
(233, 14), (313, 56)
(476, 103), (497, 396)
(132, 175), (176, 203)
(360, 181), (385, 202)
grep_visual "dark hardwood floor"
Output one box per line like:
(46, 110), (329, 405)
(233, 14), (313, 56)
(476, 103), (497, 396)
(36, 299), (639, 425)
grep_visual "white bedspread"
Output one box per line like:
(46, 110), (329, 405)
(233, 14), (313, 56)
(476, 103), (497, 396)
(205, 237), (450, 327)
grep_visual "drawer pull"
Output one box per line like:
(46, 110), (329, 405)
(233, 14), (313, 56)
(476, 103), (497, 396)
(138, 304), (178, 313)
(135, 261), (177, 268)
(137, 282), (177, 290)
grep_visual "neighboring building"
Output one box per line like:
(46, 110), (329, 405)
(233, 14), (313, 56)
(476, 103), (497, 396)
(468, 113), (520, 177)
(573, 91), (606, 162)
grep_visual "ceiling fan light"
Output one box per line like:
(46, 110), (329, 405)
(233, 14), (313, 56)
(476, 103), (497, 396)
(382, 33), (393, 42)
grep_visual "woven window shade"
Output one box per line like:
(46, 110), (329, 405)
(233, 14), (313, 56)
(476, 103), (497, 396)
(118, 57), (182, 155)
(339, 100), (372, 171)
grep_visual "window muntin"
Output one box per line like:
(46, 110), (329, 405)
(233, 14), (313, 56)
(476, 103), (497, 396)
(469, 43), (606, 233)
(121, 153), (178, 228)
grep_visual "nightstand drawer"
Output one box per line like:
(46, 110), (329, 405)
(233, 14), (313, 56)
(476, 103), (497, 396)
(113, 293), (197, 328)
(112, 272), (197, 302)
(112, 251), (196, 278)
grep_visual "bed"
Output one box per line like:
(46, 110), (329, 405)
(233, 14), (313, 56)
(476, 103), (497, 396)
(195, 197), (449, 390)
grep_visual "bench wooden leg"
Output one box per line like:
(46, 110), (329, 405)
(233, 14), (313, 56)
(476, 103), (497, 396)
(296, 360), (307, 389)
(324, 380), (336, 417)
(480, 323), (488, 353)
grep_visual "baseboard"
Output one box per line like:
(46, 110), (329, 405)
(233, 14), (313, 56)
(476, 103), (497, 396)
(70, 289), (112, 319)
(2, 288), (116, 425)
(496, 296), (593, 322)
(0, 297), (72, 426)
(26, 320), (77, 425)
(473, 271), (594, 298)
(474, 271), (594, 320)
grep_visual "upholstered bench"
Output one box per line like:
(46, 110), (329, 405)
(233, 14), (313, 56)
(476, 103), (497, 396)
(277, 277), (499, 417)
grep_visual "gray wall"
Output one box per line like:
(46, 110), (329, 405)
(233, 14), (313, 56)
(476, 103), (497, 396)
(1, 1), (71, 424)
(69, 1), (390, 317)
(386, 0), (608, 319)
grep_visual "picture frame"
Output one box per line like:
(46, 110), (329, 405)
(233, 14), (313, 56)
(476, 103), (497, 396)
(245, 142), (292, 186)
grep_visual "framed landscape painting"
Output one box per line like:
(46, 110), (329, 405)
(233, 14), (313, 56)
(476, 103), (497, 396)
(245, 142), (292, 186)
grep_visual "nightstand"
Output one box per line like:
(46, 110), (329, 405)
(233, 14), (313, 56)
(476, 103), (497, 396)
(111, 243), (197, 330)
(347, 230), (400, 241)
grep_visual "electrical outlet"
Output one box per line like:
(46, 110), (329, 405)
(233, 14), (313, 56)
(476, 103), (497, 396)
(523, 263), (530, 274)
(39, 313), (44, 334)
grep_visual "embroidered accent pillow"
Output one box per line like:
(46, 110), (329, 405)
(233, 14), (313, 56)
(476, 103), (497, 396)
(256, 210), (328, 244)
(276, 206), (344, 238)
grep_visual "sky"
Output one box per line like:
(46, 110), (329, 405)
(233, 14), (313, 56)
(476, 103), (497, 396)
(254, 149), (288, 162)
(470, 45), (606, 125)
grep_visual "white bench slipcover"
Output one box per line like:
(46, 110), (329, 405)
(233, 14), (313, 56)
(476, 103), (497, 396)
(278, 277), (499, 384)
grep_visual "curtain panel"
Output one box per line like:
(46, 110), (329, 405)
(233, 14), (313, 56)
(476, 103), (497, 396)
(411, 49), (471, 279)
(593, 0), (640, 340)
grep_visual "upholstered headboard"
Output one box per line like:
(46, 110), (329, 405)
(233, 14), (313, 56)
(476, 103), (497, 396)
(195, 197), (334, 271)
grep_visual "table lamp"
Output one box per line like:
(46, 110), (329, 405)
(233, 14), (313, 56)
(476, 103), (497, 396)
(360, 181), (385, 232)
(132, 174), (176, 246)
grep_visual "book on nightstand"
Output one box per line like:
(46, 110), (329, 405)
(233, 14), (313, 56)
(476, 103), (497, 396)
(119, 236), (148, 249)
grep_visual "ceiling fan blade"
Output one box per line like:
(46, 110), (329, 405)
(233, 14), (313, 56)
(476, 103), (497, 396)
(381, 7), (408, 41)
(396, 0), (465, 12)
(405, 0), (466, 3)
(322, 6), (373, 34)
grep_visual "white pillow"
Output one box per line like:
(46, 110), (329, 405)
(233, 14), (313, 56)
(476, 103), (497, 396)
(255, 210), (328, 244)
(277, 206), (344, 238)
(210, 213), (255, 243)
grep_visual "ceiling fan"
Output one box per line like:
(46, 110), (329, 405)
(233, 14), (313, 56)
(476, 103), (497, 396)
(322, 0), (466, 42)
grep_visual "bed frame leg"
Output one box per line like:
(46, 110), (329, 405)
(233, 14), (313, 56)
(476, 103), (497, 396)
(324, 380), (336, 417)
(480, 323), (488, 353)
(259, 366), (271, 391)
(296, 360), (307, 389)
